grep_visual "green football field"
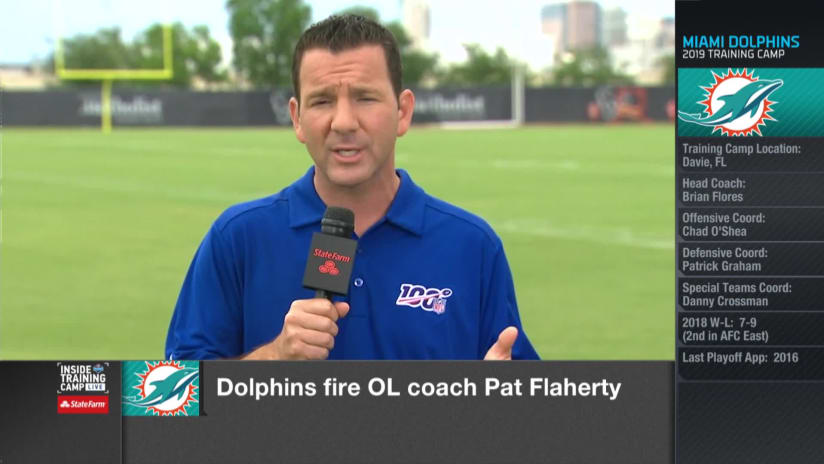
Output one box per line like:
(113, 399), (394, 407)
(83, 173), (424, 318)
(0, 125), (674, 360)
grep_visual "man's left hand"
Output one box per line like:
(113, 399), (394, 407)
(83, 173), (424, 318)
(484, 326), (518, 360)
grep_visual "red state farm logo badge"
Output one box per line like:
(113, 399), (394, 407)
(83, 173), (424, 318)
(396, 284), (452, 314)
(57, 395), (109, 414)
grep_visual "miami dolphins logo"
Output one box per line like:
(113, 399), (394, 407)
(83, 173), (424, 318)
(123, 361), (199, 416)
(678, 68), (782, 136)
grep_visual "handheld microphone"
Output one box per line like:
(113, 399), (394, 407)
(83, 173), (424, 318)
(302, 207), (357, 300)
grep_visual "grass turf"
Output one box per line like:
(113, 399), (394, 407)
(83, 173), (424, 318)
(0, 125), (674, 359)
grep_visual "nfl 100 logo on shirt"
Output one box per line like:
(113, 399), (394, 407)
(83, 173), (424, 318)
(396, 284), (453, 314)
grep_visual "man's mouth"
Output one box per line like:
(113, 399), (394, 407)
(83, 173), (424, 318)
(331, 147), (363, 162)
(335, 149), (359, 157)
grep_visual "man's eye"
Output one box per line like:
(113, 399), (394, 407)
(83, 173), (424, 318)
(311, 100), (330, 106)
(358, 97), (376, 102)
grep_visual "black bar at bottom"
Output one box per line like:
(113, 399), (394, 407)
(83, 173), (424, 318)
(0, 361), (122, 464)
(678, 382), (824, 464)
(124, 361), (672, 464)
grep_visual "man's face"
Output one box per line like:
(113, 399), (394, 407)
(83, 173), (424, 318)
(289, 45), (414, 189)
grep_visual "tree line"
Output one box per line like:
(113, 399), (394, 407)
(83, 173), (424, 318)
(52, 0), (673, 89)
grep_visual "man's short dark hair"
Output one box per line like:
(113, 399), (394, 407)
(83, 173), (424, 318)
(291, 14), (402, 104)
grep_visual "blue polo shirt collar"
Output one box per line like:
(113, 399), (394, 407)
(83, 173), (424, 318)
(288, 166), (426, 236)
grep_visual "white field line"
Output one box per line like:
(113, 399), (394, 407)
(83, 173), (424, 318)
(8, 171), (270, 204)
(9, 172), (673, 250)
(485, 159), (672, 177)
(21, 140), (284, 159)
(397, 157), (672, 177)
(491, 159), (581, 171)
(493, 219), (673, 250)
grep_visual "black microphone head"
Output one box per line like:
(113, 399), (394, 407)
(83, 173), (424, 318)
(321, 206), (355, 237)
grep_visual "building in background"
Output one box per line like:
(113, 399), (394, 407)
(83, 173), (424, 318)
(609, 15), (674, 84)
(541, 3), (567, 59)
(541, 1), (602, 59)
(566, 1), (601, 51)
(0, 64), (56, 89)
(655, 17), (675, 50)
(602, 7), (627, 47)
(541, 1), (673, 84)
(402, 0), (430, 50)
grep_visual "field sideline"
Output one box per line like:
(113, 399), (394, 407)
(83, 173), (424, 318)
(0, 125), (674, 360)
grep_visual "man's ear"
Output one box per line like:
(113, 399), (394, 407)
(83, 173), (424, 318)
(289, 96), (305, 143)
(396, 89), (415, 137)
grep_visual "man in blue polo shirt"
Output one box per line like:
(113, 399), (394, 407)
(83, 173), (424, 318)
(165, 14), (538, 361)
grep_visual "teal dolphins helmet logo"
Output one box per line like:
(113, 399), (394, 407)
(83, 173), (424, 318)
(123, 361), (198, 416)
(678, 68), (782, 136)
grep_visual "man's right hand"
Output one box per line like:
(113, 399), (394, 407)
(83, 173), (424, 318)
(241, 298), (349, 360)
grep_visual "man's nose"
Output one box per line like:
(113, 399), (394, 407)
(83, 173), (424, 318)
(330, 98), (358, 133)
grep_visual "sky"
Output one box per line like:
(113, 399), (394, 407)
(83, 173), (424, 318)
(0, 0), (675, 67)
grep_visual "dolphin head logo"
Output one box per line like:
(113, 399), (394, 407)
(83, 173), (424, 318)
(124, 367), (198, 409)
(739, 78), (783, 116)
(678, 70), (782, 135)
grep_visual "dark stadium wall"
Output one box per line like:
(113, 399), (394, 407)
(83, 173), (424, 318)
(3, 86), (674, 126)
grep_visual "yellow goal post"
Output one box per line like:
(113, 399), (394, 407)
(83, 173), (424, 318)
(54, 24), (173, 132)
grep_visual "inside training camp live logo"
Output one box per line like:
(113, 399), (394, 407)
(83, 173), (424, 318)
(678, 68), (782, 136)
(122, 361), (200, 416)
(56, 362), (110, 414)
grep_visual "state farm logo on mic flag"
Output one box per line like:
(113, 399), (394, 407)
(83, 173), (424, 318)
(302, 232), (357, 295)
